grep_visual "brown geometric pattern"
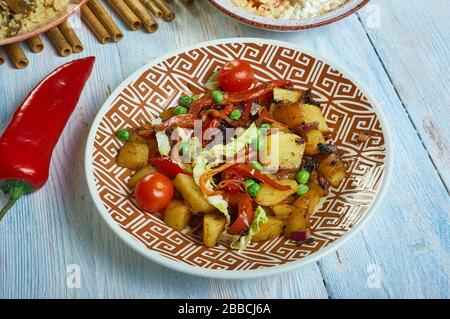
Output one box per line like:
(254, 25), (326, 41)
(89, 42), (386, 270)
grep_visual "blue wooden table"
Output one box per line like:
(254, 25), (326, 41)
(1, 0), (449, 298)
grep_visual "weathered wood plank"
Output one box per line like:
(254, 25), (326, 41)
(1, 0), (449, 299)
(358, 0), (450, 188)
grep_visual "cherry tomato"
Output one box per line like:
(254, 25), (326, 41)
(219, 60), (254, 93)
(135, 173), (174, 212)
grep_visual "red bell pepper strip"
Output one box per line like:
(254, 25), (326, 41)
(188, 95), (215, 115)
(203, 103), (235, 132)
(189, 80), (292, 117)
(230, 164), (291, 191)
(221, 166), (245, 193)
(155, 114), (196, 131)
(0, 57), (95, 222)
(223, 192), (254, 235)
(226, 80), (292, 103)
(149, 157), (192, 178)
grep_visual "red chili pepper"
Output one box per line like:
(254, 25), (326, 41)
(231, 164), (290, 191)
(0, 57), (95, 222)
(149, 157), (191, 178)
(223, 192), (254, 235)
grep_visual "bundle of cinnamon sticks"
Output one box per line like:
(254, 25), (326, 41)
(83, 0), (175, 42)
(0, 0), (181, 69)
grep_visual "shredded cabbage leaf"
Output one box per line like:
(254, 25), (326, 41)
(204, 71), (220, 91)
(228, 206), (268, 251)
(155, 131), (171, 156)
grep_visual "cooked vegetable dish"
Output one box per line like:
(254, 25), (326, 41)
(115, 59), (347, 251)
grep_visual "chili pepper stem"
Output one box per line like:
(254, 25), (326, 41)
(0, 186), (25, 222)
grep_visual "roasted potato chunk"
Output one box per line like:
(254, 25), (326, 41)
(293, 190), (321, 216)
(307, 171), (328, 197)
(173, 174), (217, 214)
(264, 132), (305, 170)
(252, 216), (286, 242)
(273, 88), (302, 103)
(271, 101), (304, 129)
(318, 154), (346, 187)
(304, 130), (325, 155)
(284, 207), (308, 238)
(127, 164), (156, 188)
(300, 104), (329, 133)
(272, 204), (294, 219)
(117, 143), (149, 169)
(164, 199), (192, 231)
(203, 213), (227, 247)
(255, 179), (298, 206)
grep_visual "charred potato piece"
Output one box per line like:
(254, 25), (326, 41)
(284, 207), (308, 238)
(273, 88), (302, 103)
(128, 164), (156, 188)
(293, 190), (321, 216)
(271, 101), (304, 129)
(117, 143), (149, 169)
(307, 171), (328, 197)
(318, 154), (346, 187)
(304, 130), (325, 155)
(264, 132), (305, 170)
(252, 216), (286, 242)
(272, 204), (294, 219)
(300, 104), (329, 133)
(173, 174), (217, 214)
(255, 179), (298, 206)
(164, 199), (192, 231)
(203, 213), (227, 247)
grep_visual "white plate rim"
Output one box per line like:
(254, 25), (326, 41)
(84, 37), (393, 280)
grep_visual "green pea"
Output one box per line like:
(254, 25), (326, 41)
(173, 106), (188, 115)
(230, 109), (242, 120)
(179, 95), (193, 107)
(260, 123), (271, 133)
(296, 184), (309, 196)
(244, 179), (255, 187)
(179, 142), (190, 156)
(251, 161), (263, 171)
(296, 170), (310, 185)
(256, 137), (265, 150)
(247, 183), (261, 197)
(212, 90), (224, 104)
(116, 128), (130, 142)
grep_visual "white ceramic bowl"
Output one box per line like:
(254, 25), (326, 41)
(207, 0), (369, 31)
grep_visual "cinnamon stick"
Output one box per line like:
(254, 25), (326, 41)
(26, 35), (44, 53)
(152, 0), (175, 21)
(141, 0), (162, 19)
(87, 0), (124, 41)
(5, 43), (29, 69)
(123, 0), (158, 32)
(0, 50), (5, 65)
(81, 5), (111, 44)
(106, 0), (141, 30)
(58, 21), (84, 53)
(46, 27), (73, 56)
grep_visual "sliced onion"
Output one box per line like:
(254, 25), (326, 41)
(291, 229), (311, 242)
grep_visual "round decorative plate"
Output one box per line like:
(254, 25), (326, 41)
(85, 38), (391, 279)
(207, 0), (369, 31)
(0, 0), (87, 46)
